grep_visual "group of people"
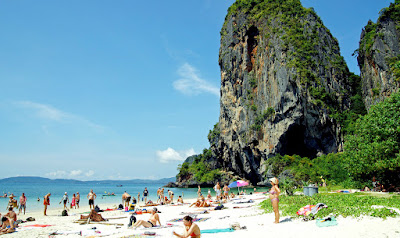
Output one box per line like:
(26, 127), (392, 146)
(43, 190), (96, 216)
(156, 187), (175, 205)
(129, 207), (200, 238)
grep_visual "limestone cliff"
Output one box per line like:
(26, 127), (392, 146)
(357, 2), (400, 111)
(210, 0), (352, 185)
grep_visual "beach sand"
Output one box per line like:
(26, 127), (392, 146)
(7, 193), (400, 238)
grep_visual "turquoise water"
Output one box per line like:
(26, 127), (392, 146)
(0, 182), (268, 213)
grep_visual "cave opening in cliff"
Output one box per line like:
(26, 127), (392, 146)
(279, 124), (318, 158)
(246, 26), (259, 72)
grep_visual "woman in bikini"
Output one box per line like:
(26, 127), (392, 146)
(269, 177), (280, 223)
(130, 207), (161, 229)
(173, 215), (201, 238)
(43, 193), (51, 216)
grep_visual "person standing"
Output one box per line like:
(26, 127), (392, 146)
(60, 192), (69, 210)
(76, 192), (80, 208)
(71, 194), (76, 209)
(143, 187), (149, 204)
(269, 177), (280, 224)
(43, 193), (51, 216)
(197, 185), (202, 198)
(223, 184), (230, 200)
(214, 182), (221, 200)
(87, 190), (97, 210)
(168, 190), (174, 203)
(18, 193), (27, 215)
(122, 191), (131, 209)
(137, 192), (140, 205)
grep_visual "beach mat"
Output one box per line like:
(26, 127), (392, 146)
(316, 217), (338, 227)
(202, 228), (235, 233)
(168, 217), (210, 222)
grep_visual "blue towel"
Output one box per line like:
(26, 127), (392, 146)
(202, 228), (235, 233)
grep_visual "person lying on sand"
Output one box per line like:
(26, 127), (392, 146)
(0, 216), (15, 235)
(130, 207), (161, 229)
(173, 215), (200, 238)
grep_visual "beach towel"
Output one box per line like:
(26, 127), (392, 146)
(202, 228), (235, 233)
(316, 217), (338, 227)
(168, 217), (210, 222)
(297, 203), (327, 216)
(23, 224), (53, 227)
(233, 199), (254, 204)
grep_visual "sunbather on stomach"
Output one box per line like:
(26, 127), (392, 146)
(173, 215), (201, 238)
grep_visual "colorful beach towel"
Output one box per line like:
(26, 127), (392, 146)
(24, 224), (53, 227)
(296, 203), (327, 216)
(202, 228), (235, 233)
(168, 217), (210, 222)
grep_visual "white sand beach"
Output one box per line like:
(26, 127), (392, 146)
(6, 193), (400, 238)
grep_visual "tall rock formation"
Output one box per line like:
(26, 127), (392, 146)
(211, 0), (352, 185)
(357, 2), (400, 111)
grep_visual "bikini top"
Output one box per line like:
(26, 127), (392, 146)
(270, 190), (277, 195)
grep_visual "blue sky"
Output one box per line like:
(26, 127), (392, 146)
(0, 0), (393, 180)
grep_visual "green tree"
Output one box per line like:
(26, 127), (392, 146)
(344, 92), (400, 184)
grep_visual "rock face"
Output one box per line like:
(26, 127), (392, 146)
(210, 0), (352, 185)
(357, 3), (400, 111)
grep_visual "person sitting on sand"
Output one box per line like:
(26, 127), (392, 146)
(0, 216), (15, 235)
(146, 200), (154, 205)
(230, 192), (235, 198)
(173, 215), (201, 238)
(130, 207), (161, 229)
(5, 206), (17, 222)
(177, 196), (184, 204)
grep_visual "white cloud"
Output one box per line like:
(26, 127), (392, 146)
(14, 101), (104, 131)
(173, 63), (219, 96)
(70, 170), (82, 176)
(156, 147), (196, 163)
(46, 169), (94, 179)
(85, 170), (95, 177)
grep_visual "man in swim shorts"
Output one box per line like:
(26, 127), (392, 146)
(87, 189), (97, 210)
(122, 191), (131, 208)
(76, 192), (80, 208)
(143, 187), (149, 204)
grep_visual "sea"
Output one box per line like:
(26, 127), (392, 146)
(0, 181), (269, 213)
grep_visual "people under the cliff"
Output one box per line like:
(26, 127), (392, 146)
(197, 185), (202, 198)
(177, 195), (184, 204)
(269, 177), (281, 224)
(173, 215), (201, 238)
(130, 207), (161, 229)
(214, 182), (221, 200)
(223, 184), (230, 200)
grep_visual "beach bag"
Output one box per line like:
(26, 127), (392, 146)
(128, 215), (137, 227)
(215, 204), (224, 210)
(95, 205), (101, 212)
(26, 217), (35, 221)
(62, 209), (68, 216)
(118, 204), (124, 209)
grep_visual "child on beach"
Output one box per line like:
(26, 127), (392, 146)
(71, 194), (76, 209)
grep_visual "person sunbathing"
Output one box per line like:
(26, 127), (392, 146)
(146, 200), (154, 205)
(189, 199), (201, 207)
(173, 215), (200, 238)
(130, 207), (161, 229)
(177, 196), (184, 204)
(0, 216), (15, 235)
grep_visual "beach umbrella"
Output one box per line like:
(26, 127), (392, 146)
(228, 180), (249, 192)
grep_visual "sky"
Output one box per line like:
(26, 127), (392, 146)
(0, 0), (393, 181)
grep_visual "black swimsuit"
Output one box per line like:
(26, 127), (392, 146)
(148, 221), (155, 227)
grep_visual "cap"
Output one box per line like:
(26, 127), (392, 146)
(65, 192), (67, 194)
(153, 207), (158, 212)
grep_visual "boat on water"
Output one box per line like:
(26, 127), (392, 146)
(116, 185), (123, 187)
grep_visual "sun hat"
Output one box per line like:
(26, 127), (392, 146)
(269, 177), (279, 184)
